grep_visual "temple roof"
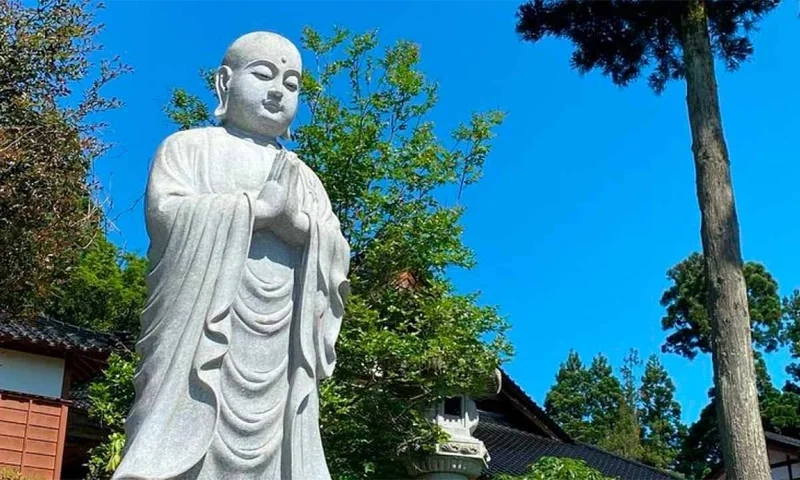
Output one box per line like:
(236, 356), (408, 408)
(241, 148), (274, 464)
(0, 315), (118, 357)
(474, 369), (679, 480)
(475, 415), (678, 480)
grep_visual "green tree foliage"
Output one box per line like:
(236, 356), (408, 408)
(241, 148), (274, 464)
(286, 28), (511, 479)
(497, 457), (617, 480)
(586, 355), (627, 447)
(600, 401), (644, 462)
(620, 349), (642, 409)
(545, 352), (631, 450)
(659, 256), (800, 477)
(675, 400), (719, 480)
(660, 253), (783, 359)
(546, 351), (684, 470)
(162, 68), (215, 131)
(781, 291), (800, 383)
(45, 236), (147, 335)
(86, 352), (137, 479)
(51, 237), (148, 479)
(88, 27), (511, 480)
(545, 351), (595, 442)
(639, 356), (684, 470)
(601, 350), (644, 461)
(515, 0), (777, 94)
(0, 0), (128, 318)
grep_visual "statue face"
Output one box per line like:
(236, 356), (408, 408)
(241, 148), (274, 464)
(217, 34), (301, 139)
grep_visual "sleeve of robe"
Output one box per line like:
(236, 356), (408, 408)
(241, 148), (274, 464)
(283, 157), (351, 479)
(302, 157), (351, 379)
(114, 130), (255, 480)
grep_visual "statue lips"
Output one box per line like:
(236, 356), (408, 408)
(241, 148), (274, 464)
(263, 99), (283, 114)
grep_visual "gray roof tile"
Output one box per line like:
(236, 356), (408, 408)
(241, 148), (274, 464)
(0, 315), (118, 356)
(476, 415), (679, 480)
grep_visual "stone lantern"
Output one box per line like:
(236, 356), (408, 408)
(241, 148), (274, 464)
(407, 371), (501, 480)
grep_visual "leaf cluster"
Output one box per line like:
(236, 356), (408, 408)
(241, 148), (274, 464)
(497, 456), (617, 480)
(86, 352), (137, 479)
(0, 0), (128, 317)
(515, 0), (779, 93)
(295, 27), (510, 479)
(45, 235), (147, 335)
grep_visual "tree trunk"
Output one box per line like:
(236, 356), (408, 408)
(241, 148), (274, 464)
(680, 2), (770, 479)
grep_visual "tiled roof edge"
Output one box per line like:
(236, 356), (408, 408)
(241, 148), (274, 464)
(498, 369), (572, 442)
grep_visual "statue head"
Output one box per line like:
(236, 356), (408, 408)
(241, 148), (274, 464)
(215, 31), (302, 140)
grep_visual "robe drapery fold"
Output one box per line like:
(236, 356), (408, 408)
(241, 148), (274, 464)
(113, 127), (350, 480)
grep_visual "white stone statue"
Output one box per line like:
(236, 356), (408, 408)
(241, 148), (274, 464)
(113, 32), (350, 480)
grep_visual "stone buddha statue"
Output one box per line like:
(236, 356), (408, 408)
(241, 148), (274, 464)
(113, 32), (350, 480)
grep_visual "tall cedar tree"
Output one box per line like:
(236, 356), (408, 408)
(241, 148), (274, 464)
(545, 352), (633, 451)
(639, 355), (684, 470)
(516, 1), (779, 477)
(87, 28), (512, 480)
(587, 355), (627, 449)
(0, 0), (127, 317)
(546, 350), (684, 469)
(544, 351), (595, 442)
(661, 254), (800, 477)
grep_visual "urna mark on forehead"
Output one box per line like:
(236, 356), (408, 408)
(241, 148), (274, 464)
(221, 31), (302, 71)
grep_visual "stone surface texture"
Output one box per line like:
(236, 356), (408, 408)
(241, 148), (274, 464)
(112, 31), (350, 480)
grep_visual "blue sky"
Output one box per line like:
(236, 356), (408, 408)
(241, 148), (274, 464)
(92, 1), (800, 424)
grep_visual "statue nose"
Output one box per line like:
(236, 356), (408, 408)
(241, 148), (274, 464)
(268, 90), (283, 100)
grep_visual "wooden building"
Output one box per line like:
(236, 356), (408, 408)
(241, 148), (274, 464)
(0, 316), (116, 480)
(706, 431), (800, 480)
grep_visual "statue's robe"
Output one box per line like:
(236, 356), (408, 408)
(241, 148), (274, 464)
(113, 127), (350, 480)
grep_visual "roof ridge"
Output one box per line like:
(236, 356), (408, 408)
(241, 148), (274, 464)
(0, 313), (119, 356)
(37, 315), (118, 340)
(765, 430), (800, 447)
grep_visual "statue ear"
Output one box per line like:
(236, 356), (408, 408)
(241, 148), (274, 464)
(214, 66), (233, 120)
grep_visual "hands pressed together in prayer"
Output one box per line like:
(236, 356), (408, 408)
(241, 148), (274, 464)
(253, 152), (311, 245)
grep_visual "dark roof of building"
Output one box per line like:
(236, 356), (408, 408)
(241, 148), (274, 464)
(473, 369), (681, 479)
(496, 370), (572, 442)
(766, 431), (800, 450)
(0, 315), (118, 357)
(0, 314), (120, 383)
(475, 414), (679, 480)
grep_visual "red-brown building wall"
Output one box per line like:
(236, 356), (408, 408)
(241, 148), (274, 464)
(0, 393), (69, 480)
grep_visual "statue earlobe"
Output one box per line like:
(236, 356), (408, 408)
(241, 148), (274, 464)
(214, 66), (233, 120)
